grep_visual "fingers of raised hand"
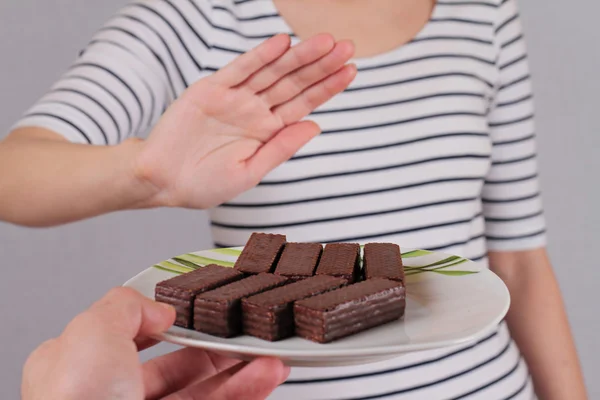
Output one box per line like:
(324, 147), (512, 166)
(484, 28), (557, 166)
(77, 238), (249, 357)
(259, 40), (355, 107)
(245, 120), (321, 186)
(244, 33), (335, 93)
(274, 64), (357, 125)
(211, 34), (291, 87)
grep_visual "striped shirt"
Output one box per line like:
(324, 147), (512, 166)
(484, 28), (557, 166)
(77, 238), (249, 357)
(14, 0), (544, 398)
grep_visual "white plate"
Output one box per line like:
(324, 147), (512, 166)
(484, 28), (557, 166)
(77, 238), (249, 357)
(123, 247), (509, 367)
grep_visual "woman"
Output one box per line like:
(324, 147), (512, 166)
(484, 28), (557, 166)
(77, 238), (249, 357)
(1, 0), (586, 398)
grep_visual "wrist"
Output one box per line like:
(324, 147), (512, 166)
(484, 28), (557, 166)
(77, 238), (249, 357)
(118, 138), (168, 210)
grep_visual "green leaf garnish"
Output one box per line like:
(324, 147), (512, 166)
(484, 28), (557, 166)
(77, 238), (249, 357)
(212, 248), (243, 256)
(404, 255), (462, 271)
(176, 253), (234, 268)
(432, 270), (479, 276)
(153, 261), (193, 275)
(172, 257), (203, 270)
(404, 259), (475, 277)
(401, 249), (433, 258)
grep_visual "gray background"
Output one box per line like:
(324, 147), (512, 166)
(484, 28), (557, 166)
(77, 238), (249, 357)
(0, 0), (598, 398)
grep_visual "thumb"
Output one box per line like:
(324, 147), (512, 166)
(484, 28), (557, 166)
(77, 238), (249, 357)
(246, 120), (321, 183)
(67, 287), (175, 341)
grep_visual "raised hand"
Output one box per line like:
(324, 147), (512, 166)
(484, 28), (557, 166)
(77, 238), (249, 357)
(134, 34), (356, 209)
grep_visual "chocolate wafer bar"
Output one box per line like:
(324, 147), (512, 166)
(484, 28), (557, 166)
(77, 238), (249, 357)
(235, 233), (286, 274)
(274, 242), (323, 282)
(155, 265), (244, 328)
(194, 273), (288, 337)
(242, 275), (346, 341)
(294, 278), (406, 343)
(315, 243), (361, 283)
(363, 243), (404, 282)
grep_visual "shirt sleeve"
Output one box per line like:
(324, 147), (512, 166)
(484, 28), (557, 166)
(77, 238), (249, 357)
(10, 1), (192, 145)
(483, 0), (547, 251)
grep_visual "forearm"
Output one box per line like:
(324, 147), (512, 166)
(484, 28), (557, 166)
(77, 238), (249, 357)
(489, 249), (587, 400)
(0, 128), (158, 227)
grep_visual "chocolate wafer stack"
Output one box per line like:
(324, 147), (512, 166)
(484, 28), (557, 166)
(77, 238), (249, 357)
(155, 233), (408, 343)
(194, 273), (288, 337)
(363, 243), (404, 282)
(242, 275), (346, 341)
(234, 233), (286, 274)
(274, 242), (322, 282)
(155, 265), (244, 328)
(294, 278), (406, 343)
(316, 243), (361, 283)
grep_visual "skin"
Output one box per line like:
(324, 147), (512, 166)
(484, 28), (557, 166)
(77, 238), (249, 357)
(22, 287), (290, 400)
(490, 250), (588, 399)
(3, 1), (587, 398)
(0, 34), (356, 226)
(273, 0), (433, 58)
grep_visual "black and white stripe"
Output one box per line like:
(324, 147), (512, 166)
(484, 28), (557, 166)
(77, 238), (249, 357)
(13, 0), (544, 398)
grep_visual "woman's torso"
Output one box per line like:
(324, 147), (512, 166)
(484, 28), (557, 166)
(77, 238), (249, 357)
(208, 1), (495, 261)
(202, 2), (532, 398)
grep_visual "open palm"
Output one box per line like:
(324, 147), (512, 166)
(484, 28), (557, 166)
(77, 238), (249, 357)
(135, 34), (356, 209)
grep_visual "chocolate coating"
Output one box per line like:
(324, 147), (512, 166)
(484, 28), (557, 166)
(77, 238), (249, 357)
(363, 243), (404, 282)
(194, 273), (288, 337)
(234, 233), (286, 274)
(242, 275), (346, 341)
(294, 278), (406, 343)
(274, 242), (322, 282)
(155, 265), (244, 328)
(315, 243), (361, 283)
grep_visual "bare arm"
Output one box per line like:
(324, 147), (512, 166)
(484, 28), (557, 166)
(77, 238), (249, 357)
(489, 249), (587, 399)
(0, 129), (154, 226)
(0, 35), (355, 227)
